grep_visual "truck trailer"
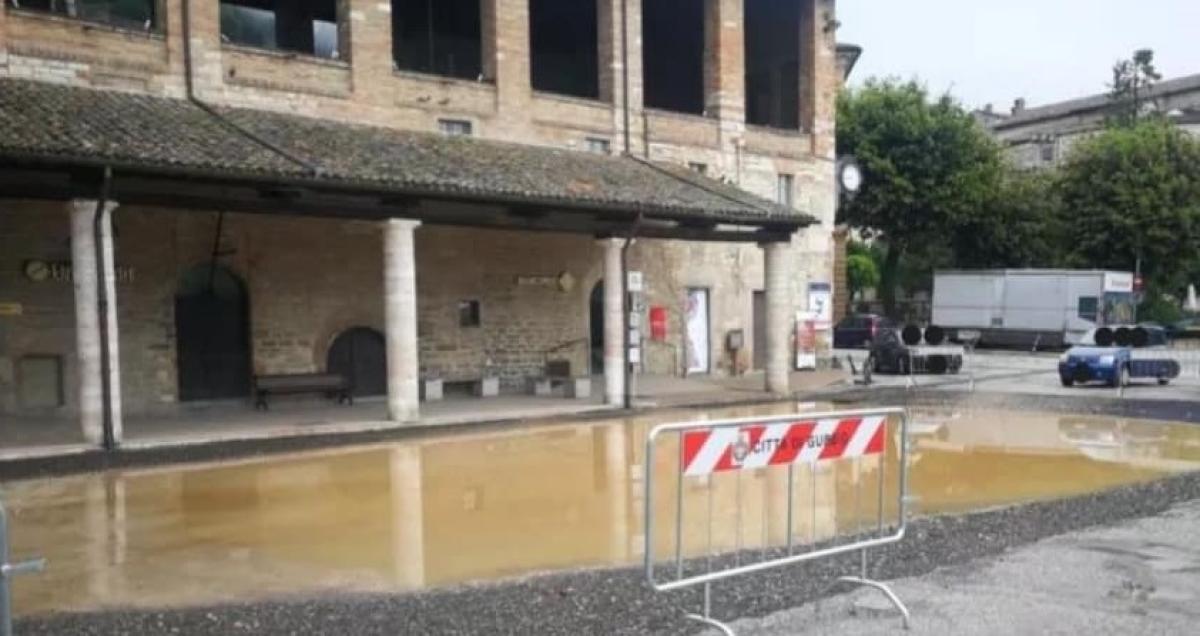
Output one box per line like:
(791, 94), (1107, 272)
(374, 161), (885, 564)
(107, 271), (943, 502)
(932, 269), (1136, 349)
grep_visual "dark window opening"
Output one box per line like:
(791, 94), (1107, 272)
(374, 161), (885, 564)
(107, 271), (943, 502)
(745, 0), (800, 129)
(392, 0), (482, 80)
(688, 162), (708, 175)
(459, 300), (481, 328)
(777, 173), (795, 207)
(530, 0), (599, 99)
(8, 0), (158, 31)
(642, 0), (704, 115)
(220, 0), (340, 59)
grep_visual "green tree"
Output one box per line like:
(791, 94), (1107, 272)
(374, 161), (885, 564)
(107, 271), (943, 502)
(845, 241), (881, 305)
(837, 79), (1003, 315)
(1108, 49), (1162, 127)
(1058, 120), (1200, 302)
(950, 169), (1064, 269)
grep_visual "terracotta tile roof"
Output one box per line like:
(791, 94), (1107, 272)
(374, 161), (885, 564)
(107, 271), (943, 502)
(0, 79), (814, 227)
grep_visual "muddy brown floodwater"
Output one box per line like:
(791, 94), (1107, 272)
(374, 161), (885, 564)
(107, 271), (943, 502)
(2, 402), (1198, 617)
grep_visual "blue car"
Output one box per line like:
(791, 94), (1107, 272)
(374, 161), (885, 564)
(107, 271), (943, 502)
(1058, 346), (1131, 387)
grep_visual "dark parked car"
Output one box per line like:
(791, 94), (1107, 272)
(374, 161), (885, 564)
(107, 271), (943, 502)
(870, 329), (963, 375)
(834, 314), (894, 349)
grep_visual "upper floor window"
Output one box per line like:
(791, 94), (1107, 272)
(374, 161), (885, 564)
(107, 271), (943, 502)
(530, 0), (599, 100)
(586, 138), (611, 155)
(7, 0), (158, 31)
(745, 0), (801, 130)
(439, 119), (473, 137)
(220, 0), (341, 60)
(642, 0), (704, 115)
(392, 0), (482, 80)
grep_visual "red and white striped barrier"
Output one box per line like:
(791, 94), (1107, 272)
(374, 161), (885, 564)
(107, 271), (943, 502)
(681, 416), (886, 476)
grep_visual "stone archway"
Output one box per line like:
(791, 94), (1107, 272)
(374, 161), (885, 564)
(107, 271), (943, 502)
(326, 327), (387, 397)
(174, 264), (251, 401)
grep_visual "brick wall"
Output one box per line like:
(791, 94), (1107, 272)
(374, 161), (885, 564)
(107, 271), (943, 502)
(0, 0), (842, 413)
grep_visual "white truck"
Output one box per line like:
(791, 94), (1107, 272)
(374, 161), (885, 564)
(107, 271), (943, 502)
(932, 269), (1137, 348)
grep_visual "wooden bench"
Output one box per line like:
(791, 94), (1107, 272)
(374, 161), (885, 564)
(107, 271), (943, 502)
(254, 373), (351, 410)
(531, 360), (591, 399)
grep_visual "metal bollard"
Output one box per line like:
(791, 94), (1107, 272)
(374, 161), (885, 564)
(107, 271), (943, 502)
(0, 501), (46, 636)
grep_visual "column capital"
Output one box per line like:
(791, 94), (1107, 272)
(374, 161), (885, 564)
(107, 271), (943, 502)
(69, 199), (119, 215)
(386, 218), (422, 231)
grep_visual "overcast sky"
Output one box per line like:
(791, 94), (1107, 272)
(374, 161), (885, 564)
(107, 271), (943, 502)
(838, 0), (1200, 111)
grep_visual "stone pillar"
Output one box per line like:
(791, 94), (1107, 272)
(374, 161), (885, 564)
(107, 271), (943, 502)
(598, 0), (644, 151)
(483, 0), (533, 118)
(800, 0), (838, 159)
(601, 239), (625, 406)
(704, 0), (746, 123)
(763, 241), (793, 395)
(346, 0), (393, 102)
(71, 199), (123, 446)
(384, 219), (421, 423)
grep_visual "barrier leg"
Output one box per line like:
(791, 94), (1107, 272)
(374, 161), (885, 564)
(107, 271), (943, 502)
(816, 548), (911, 630)
(685, 582), (735, 636)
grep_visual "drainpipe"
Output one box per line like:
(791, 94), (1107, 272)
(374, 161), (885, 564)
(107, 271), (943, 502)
(92, 166), (117, 451)
(181, 0), (320, 175)
(620, 0), (631, 155)
(620, 213), (643, 409)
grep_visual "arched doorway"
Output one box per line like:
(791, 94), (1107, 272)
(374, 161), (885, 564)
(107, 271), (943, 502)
(175, 264), (251, 401)
(326, 327), (387, 397)
(590, 281), (604, 374)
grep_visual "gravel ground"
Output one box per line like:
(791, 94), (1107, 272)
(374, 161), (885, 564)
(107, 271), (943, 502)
(17, 472), (1200, 635)
(715, 499), (1200, 635)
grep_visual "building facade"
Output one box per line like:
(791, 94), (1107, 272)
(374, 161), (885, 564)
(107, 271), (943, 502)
(0, 0), (842, 448)
(984, 73), (1200, 169)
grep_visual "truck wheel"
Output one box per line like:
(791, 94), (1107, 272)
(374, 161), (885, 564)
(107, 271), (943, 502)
(1158, 377), (1170, 386)
(1061, 377), (1073, 387)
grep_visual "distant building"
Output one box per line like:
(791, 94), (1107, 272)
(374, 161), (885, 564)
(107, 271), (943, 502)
(980, 73), (1200, 168)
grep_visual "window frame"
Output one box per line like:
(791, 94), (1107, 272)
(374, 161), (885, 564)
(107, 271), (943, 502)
(6, 0), (165, 34)
(218, 0), (348, 62)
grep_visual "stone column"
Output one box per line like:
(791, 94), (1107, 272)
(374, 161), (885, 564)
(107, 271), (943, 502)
(763, 241), (793, 395)
(483, 0), (533, 120)
(384, 219), (421, 423)
(601, 239), (625, 406)
(704, 0), (746, 123)
(71, 199), (123, 446)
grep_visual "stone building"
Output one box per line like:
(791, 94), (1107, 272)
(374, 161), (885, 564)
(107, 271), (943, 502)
(0, 0), (842, 448)
(983, 73), (1200, 169)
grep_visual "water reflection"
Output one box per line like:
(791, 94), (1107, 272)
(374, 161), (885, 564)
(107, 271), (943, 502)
(2, 404), (1198, 616)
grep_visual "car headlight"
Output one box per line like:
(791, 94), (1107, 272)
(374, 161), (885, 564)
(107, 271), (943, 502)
(1099, 355), (1115, 365)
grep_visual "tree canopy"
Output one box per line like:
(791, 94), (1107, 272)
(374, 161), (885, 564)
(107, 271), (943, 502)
(1058, 120), (1200, 299)
(836, 79), (1003, 314)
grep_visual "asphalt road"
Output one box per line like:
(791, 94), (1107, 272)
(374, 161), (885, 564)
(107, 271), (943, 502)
(710, 499), (1200, 635)
(837, 348), (1200, 402)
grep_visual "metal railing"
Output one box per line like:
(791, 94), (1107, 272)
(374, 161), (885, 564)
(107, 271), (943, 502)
(0, 501), (45, 636)
(644, 407), (912, 634)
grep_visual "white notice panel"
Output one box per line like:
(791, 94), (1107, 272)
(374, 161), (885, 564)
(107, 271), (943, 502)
(685, 288), (710, 374)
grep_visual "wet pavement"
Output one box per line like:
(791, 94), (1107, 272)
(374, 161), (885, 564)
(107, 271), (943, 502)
(3, 401), (1199, 619)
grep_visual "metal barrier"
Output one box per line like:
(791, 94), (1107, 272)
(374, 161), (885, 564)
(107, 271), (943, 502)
(644, 407), (911, 634)
(0, 501), (45, 636)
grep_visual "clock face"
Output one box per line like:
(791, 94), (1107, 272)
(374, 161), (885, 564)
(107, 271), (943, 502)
(23, 260), (50, 282)
(840, 163), (863, 192)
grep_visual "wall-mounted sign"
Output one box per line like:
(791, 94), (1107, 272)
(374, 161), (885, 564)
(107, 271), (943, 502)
(627, 271), (644, 293)
(22, 260), (135, 284)
(515, 271), (575, 292)
(0, 302), (22, 317)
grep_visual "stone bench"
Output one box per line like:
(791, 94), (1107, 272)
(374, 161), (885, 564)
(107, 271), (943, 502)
(530, 360), (591, 399)
(254, 373), (351, 410)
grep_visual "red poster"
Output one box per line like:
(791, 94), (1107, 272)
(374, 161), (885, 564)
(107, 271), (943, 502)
(650, 306), (668, 341)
